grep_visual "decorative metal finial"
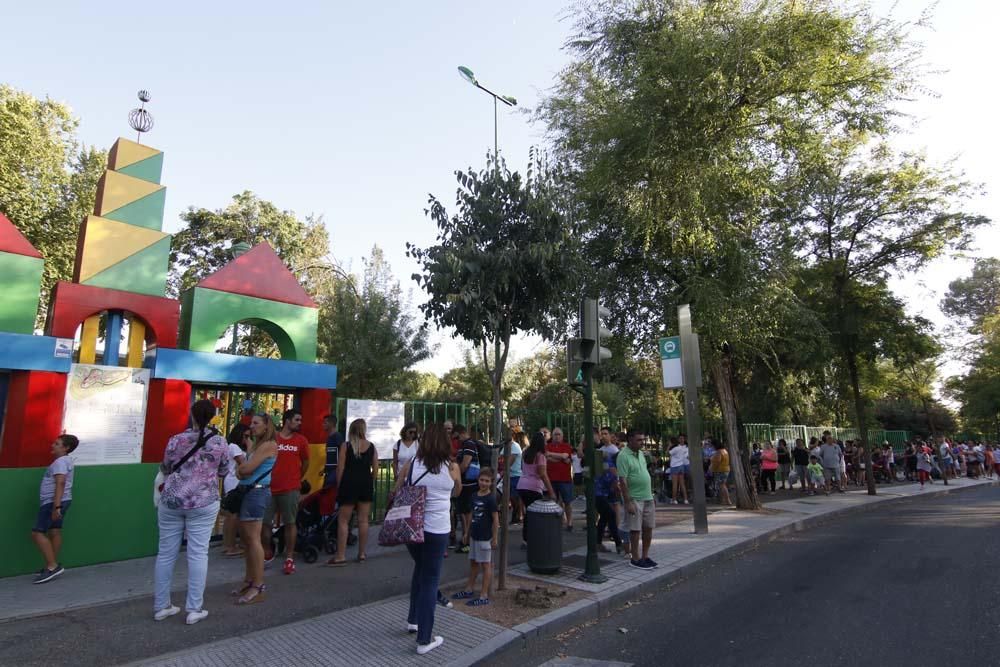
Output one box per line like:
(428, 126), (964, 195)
(128, 89), (154, 143)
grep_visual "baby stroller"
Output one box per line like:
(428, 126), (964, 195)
(272, 485), (354, 563)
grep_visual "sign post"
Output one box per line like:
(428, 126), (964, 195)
(678, 305), (709, 535)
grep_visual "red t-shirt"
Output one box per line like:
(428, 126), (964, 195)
(546, 442), (573, 483)
(451, 437), (461, 460)
(271, 432), (309, 494)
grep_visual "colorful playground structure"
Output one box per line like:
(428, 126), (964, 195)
(0, 138), (337, 577)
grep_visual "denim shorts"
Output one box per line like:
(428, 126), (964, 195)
(670, 465), (690, 476)
(240, 486), (271, 521)
(552, 481), (574, 504)
(33, 501), (71, 532)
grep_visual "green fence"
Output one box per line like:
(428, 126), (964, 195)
(745, 424), (910, 451)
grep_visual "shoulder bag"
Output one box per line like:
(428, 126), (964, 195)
(221, 463), (271, 514)
(378, 462), (431, 546)
(153, 428), (217, 508)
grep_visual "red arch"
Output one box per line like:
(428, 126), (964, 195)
(46, 281), (180, 348)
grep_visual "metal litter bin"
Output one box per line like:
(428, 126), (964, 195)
(526, 499), (563, 574)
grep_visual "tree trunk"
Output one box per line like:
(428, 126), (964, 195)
(711, 356), (761, 510)
(844, 350), (877, 496)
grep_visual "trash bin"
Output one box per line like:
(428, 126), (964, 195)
(526, 499), (563, 574)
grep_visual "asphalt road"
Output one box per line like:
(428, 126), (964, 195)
(490, 483), (1000, 667)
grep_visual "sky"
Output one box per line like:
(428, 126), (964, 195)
(4, 1), (997, 380)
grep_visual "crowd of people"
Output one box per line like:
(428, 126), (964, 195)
(26, 405), (998, 654)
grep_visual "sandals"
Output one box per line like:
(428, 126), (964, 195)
(356, 554), (367, 563)
(231, 579), (252, 596)
(466, 597), (490, 607)
(236, 584), (266, 605)
(451, 590), (474, 600)
(325, 558), (348, 567)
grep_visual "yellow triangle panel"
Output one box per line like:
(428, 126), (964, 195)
(109, 138), (162, 171)
(95, 170), (164, 218)
(75, 215), (169, 282)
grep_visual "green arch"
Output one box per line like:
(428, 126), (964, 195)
(180, 287), (317, 362)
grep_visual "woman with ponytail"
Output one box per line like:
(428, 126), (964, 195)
(153, 399), (230, 625)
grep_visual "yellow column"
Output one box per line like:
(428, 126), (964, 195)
(126, 319), (146, 368)
(79, 315), (100, 364)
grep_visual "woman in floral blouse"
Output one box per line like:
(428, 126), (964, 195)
(153, 399), (229, 625)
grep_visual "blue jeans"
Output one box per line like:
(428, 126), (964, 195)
(154, 501), (219, 612)
(406, 532), (449, 645)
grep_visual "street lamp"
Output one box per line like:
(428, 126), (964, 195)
(457, 65), (517, 161)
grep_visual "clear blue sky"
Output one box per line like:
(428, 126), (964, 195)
(5, 1), (996, 376)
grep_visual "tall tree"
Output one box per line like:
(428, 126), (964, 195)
(317, 246), (432, 399)
(941, 258), (1000, 332)
(788, 142), (988, 494)
(538, 0), (919, 508)
(0, 85), (107, 324)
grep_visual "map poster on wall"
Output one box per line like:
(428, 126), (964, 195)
(346, 399), (405, 460)
(63, 364), (151, 466)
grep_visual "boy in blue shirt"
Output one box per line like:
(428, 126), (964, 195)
(32, 434), (79, 584)
(452, 468), (498, 606)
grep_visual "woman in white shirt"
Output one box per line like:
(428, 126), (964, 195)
(393, 422), (419, 476)
(394, 423), (461, 656)
(221, 435), (247, 557)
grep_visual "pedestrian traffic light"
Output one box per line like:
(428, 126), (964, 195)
(580, 298), (613, 365)
(566, 338), (585, 385)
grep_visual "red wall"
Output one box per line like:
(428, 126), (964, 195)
(0, 371), (67, 468)
(299, 388), (332, 443)
(142, 379), (192, 463)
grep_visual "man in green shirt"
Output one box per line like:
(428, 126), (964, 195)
(616, 429), (657, 570)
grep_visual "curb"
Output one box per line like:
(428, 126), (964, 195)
(458, 480), (995, 666)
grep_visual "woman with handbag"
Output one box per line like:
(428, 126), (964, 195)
(232, 413), (278, 605)
(394, 423), (461, 655)
(153, 399), (229, 625)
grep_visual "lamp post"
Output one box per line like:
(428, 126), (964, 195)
(457, 66), (516, 161)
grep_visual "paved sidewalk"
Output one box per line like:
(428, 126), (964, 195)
(124, 477), (992, 666)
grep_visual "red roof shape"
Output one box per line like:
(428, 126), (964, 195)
(0, 212), (43, 258)
(196, 241), (317, 308)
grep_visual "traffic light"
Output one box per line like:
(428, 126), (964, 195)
(580, 298), (613, 365)
(567, 338), (585, 385)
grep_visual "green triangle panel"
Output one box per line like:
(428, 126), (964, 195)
(82, 236), (171, 297)
(117, 153), (164, 184)
(0, 251), (44, 334)
(103, 187), (167, 230)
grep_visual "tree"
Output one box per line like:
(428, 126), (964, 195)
(789, 142), (988, 494)
(432, 350), (494, 405)
(942, 258), (1000, 332)
(946, 314), (1000, 440)
(538, 0), (919, 508)
(0, 84), (107, 324)
(317, 246), (432, 399)
(409, 153), (580, 588)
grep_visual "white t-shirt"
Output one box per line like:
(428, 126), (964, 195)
(670, 444), (690, 468)
(394, 439), (418, 474)
(223, 443), (245, 494)
(600, 444), (619, 456)
(571, 452), (584, 475)
(410, 457), (455, 535)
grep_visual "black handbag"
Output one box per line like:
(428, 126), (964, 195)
(222, 466), (270, 514)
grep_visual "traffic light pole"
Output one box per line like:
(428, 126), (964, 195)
(579, 362), (607, 583)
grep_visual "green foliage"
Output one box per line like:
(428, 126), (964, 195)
(0, 84), (107, 324)
(432, 349), (493, 405)
(947, 314), (1000, 439)
(317, 246), (431, 399)
(941, 258), (1000, 332)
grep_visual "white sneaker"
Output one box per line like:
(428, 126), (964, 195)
(416, 636), (444, 655)
(186, 609), (209, 625)
(154, 605), (180, 621)
(407, 623), (418, 633)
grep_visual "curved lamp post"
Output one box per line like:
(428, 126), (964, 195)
(457, 66), (516, 161)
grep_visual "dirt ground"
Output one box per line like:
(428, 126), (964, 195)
(443, 575), (590, 628)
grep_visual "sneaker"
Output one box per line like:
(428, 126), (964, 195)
(185, 609), (209, 625)
(629, 559), (654, 570)
(263, 552), (275, 566)
(153, 605), (180, 621)
(455, 544), (470, 554)
(641, 557), (659, 568)
(670, 499), (678, 505)
(416, 636), (444, 655)
(407, 623), (419, 633)
(32, 565), (64, 585)
(283, 558), (295, 575)
(438, 591), (456, 607)
(451, 590), (475, 600)
(466, 597), (490, 606)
